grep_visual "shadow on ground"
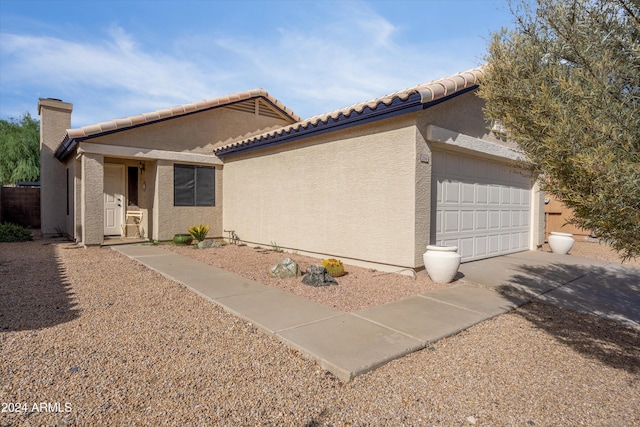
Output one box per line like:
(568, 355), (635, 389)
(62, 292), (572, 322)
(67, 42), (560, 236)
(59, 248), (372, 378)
(0, 241), (80, 331)
(495, 262), (640, 375)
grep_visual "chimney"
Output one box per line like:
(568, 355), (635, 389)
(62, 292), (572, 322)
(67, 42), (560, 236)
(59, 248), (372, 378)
(38, 98), (73, 237)
(38, 98), (73, 150)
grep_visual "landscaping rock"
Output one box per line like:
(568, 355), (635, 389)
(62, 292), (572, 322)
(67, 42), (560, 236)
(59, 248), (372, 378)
(270, 258), (301, 278)
(301, 265), (338, 287)
(197, 239), (222, 249)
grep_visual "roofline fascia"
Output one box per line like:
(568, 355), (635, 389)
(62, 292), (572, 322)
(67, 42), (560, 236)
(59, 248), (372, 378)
(55, 135), (77, 161)
(216, 85), (478, 158)
(54, 95), (297, 161)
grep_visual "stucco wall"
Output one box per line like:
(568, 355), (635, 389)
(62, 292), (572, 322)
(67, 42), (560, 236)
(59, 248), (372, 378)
(533, 181), (546, 246)
(66, 103), (285, 244)
(223, 116), (419, 268)
(413, 125), (433, 267)
(153, 160), (223, 241)
(81, 153), (104, 245)
(38, 99), (72, 237)
(74, 158), (82, 241)
(418, 90), (520, 151)
(64, 158), (76, 238)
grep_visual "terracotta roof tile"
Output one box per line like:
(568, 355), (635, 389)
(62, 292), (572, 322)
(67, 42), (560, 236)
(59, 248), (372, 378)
(215, 67), (484, 155)
(61, 89), (300, 142)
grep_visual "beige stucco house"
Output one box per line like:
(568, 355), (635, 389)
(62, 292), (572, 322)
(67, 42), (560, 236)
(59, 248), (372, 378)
(40, 68), (544, 272)
(38, 91), (299, 245)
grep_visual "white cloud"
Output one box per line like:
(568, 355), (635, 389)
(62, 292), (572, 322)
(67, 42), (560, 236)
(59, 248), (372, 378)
(1, 28), (215, 100)
(0, 0), (487, 126)
(0, 27), (232, 124)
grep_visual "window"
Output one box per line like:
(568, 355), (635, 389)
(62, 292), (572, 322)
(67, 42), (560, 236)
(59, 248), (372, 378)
(173, 164), (215, 206)
(128, 166), (138, 206)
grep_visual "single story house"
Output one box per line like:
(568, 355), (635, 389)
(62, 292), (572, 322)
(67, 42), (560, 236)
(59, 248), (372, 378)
(39, 67), (544, 272)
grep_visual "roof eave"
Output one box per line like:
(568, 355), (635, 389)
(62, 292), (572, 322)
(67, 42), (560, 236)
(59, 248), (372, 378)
(55, 134), (78, 161)
(54, 94), (298, 161)
(215, 85), (478, 158)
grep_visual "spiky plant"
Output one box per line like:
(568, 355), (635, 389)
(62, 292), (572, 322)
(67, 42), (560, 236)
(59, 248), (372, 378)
(188, 224), (210, 242)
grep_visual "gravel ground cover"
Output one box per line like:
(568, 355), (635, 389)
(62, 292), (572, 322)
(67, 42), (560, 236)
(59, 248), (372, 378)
(167, 238), (640, 312)
(1, 238), (639, 425)
(166, 243), (453, 312)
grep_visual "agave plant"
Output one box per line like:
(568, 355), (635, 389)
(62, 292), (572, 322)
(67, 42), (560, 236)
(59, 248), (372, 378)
(188, 224), (210, 242)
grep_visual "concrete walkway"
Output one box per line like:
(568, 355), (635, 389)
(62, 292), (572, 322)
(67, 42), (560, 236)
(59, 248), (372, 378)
(113, 245), (640, 382)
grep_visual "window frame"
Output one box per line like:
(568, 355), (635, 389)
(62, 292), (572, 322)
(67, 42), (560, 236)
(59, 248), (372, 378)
(173, 164), (215, 207)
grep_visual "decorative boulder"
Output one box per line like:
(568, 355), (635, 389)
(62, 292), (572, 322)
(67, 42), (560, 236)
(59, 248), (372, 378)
(302, 265), (338, 287)
(270, 258), (301, 278)
(197, 239), (222, 249)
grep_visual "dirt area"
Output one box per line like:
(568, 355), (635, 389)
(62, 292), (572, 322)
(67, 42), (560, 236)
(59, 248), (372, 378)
(1, 237), (638, 425)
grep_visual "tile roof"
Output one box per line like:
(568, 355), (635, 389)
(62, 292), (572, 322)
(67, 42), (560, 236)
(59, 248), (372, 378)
(64, 88), (300, 141)
(55, 88), (300, 161)
(214, 67), (484, 157)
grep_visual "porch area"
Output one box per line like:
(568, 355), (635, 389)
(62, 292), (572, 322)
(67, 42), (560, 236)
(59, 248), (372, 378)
(74, 143), (223, 246)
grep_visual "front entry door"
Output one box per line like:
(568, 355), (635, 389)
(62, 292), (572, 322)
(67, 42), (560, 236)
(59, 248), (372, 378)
(104, 164), (125, 236)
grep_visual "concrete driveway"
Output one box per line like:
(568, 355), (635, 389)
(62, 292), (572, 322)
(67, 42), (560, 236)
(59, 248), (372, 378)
(458, 251), (640, 329)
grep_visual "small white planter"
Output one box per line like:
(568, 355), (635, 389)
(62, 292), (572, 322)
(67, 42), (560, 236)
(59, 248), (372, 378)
(423, 245), (462, 283)
(548, 231), (575, 255)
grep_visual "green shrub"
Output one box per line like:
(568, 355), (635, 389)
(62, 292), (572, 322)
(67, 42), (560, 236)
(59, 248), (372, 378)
(0, 223), (32, 242)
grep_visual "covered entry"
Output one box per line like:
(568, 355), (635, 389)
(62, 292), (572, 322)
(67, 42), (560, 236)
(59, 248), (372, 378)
(433, 150), (533, 262)
(104, 163), (125, 236)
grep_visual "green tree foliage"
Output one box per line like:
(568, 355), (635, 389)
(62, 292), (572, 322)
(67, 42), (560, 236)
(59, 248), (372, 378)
(0, 113), (40, 185)
(478, 0), (640, 259)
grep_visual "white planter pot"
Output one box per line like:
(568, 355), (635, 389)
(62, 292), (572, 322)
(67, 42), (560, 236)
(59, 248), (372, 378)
(548, 231), (575, 255)
(423, 245), (462, 283)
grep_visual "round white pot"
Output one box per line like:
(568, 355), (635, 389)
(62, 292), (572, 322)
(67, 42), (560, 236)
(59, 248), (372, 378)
(423, 245), (462, 283)
(548, 231), (575, 255)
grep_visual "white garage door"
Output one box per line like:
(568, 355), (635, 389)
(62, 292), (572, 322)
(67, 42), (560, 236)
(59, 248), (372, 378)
(433, 150), (532, 262)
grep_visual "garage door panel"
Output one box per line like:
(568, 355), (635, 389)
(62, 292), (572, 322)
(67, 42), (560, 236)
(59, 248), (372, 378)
(488, 235), (500, 254)
(461, 211), (474, 232)
(434, 151), (532, 262)
(476, 211), (488, 230)
(500, 234), (511, 251)
(459, 237), (475, 259)
(500, 211), (511, 227)
(511, 188), (521, 205)
(488, 211), (500, 229)
(489, 186), (500, 204)
(444, 181), (460, 203)
(511, 211), (521, 227)
(476, 185), (487, 203)
(444, 210), (459, 233)
(501, 187), (511, 204)
(475, 236), (488, 256)
(461, 183), (475, 203)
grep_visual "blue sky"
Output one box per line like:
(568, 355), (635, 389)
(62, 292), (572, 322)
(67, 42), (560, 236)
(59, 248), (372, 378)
(0, 0), (518, 128)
